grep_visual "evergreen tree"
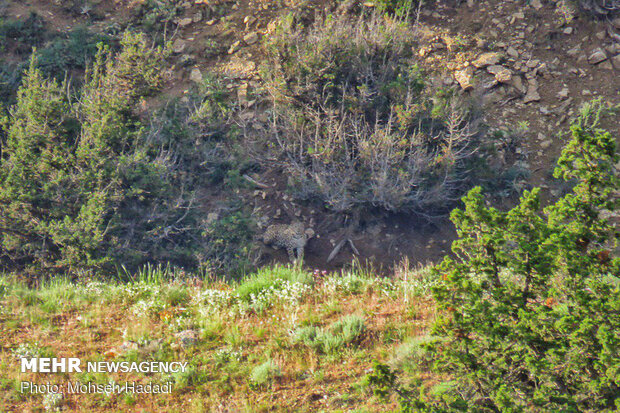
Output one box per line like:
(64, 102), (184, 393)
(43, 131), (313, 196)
(366, 101), (619, 412)
(425, 101), (619, 411)
(0, 32), (201, 275)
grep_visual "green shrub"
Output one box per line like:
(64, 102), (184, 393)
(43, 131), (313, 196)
(235, 265), (313, 301)
(329, 314), (366, 344)
(292, 314), (366, 354)
(131, 0), (182, 33)
(200, 202), (255, 277)
(402, 101), (620, 411)
(262, 11), (489, 215)
(0, 12), (46, 53)
(0, 32), (207, 275)
(250, 360), (281, 386)
(36, 26), (110, 78)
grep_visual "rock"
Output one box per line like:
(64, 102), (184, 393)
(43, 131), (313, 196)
(120, 341), (139, 353)
(206, 18), (218, 26)
(531, 0), (543, 9)
(472, 52), (502, 68)
(228, 40), (241, 54)
(178, 17), (193, 27)
(566, 45), (581, 57)
(237, 83), (248, 105)
(175, 330), (200, 348)
(557, 87), (569, 99)
(179, 54), (194, 67)
(172, 39), (186, 54)
(599, 60), (613, 70)
(607, 43), (620, 55)
(510, 75), (526, 93)
(481, 78), (499, 90)
(613, 17), (620, 30)
(588, 48), (607, 64)
(523, 81), (540, 103)
(612, 54), (620, 68)
(506, 46), (519, 59)
(190, 68), (202, 83)
(512, 11), (525, 19)
(454, 67), (474, 90)
(487, 65), (512, 83)
(243, 32), (259, 45)
(193, 11), (203, 23)
(244, 15), (257, 25)
(540, 140), (553, 149)
(526, 59), (540, 69)
(563, 27), (573, 35)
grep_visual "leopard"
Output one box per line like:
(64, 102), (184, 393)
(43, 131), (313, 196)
(262, 221), (314, 263)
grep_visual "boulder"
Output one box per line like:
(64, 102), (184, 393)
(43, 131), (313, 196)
(454, 67), (474, 90)
(472, 52), (502, 68)
(588, 48), (607, 64)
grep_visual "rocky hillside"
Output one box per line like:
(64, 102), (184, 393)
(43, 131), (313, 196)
(1, 0), (618, 272)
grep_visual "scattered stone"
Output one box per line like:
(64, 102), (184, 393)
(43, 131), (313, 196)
(507, 46), (519, 59)
(487, 65), (512, 83)
(178, 17), (193, 27)
(607, 43), (620, 55)
(190, 67), (202, 83)
(175, 330), (200, 349)
(228, 40), (241, 54)
(481, 78), (499, 90)
(563, 27), (573, 35)
(540, 139), (553, 149)
(172, 38), (186, 54)
(193, 11), (203, 23)
(523, 80), (540, 103)
(557, 87), (569, 100)
(472, 52), (502, 68)
(206, 18), (218, 25)
(531, 0), (543, 10)
(120, 341), (139, 353)
(244, 15), (257, 25)
(526, 59), (540, 69)
(243, 32), (259, 45)
(595, 30), (606, 40)
(612, 54), (620, 68)
(237, 84), (248, 105)
(454, 67), (474, 90)
(566, 45), (581, 57)
(510, 75), (526, 93)
(588, 48), (607, 64)
(599, 60), (613, 70)
(512, 11), (525, 19)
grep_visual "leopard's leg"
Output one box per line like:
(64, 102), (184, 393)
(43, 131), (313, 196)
(286, 246), (296, 263)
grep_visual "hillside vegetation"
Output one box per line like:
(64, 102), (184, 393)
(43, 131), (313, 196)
(0, 0), (619, 411)
(2, 106), (619, 411)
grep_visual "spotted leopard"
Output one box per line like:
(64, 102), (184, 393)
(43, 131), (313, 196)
(263, 221), (313, 262)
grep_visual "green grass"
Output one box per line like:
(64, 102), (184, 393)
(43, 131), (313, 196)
(0, 264), (438, 411)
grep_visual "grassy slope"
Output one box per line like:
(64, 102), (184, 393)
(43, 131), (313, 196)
(0, 265), (437, 412)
